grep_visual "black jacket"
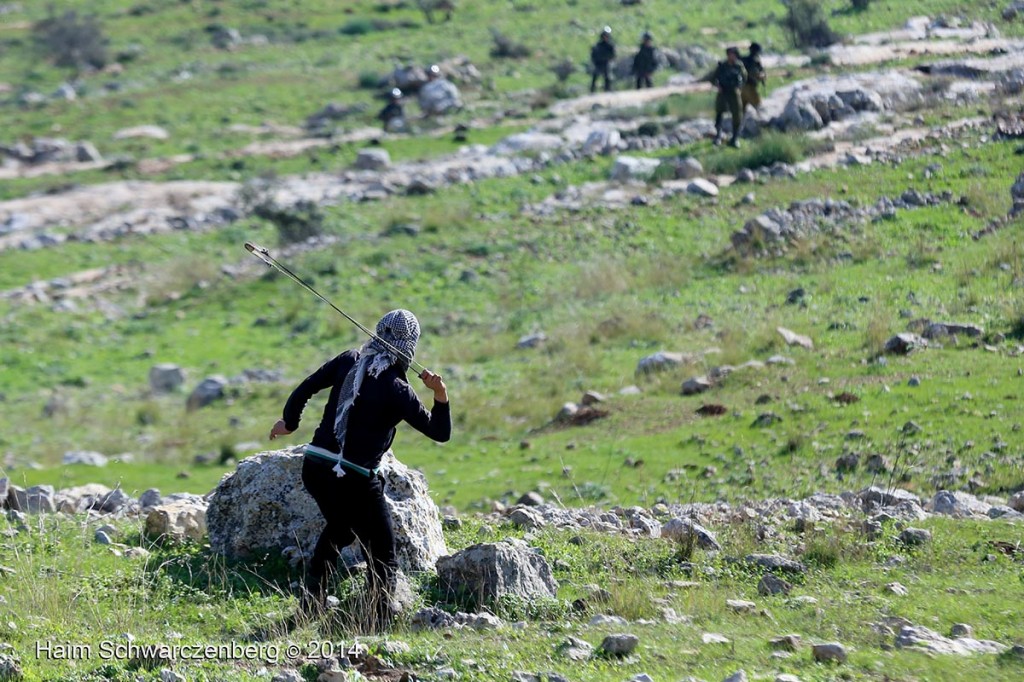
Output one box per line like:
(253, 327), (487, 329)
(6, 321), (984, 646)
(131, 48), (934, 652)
(378, 101), (404, 122)
(282, 350), (451, 469)
(632, 45), (658, 74)
(591, 40), (616, 67)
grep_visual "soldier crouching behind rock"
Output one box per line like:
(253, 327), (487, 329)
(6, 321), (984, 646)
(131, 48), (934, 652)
(268, 309), (451, 629)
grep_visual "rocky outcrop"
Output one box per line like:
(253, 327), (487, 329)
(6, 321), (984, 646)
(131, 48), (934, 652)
(895, 625), (1007, 655)
(436, 539), (558, 606)
(207, 449), (446, 573)
(148, 364), (186, 393)
(766, 72), (923, 132)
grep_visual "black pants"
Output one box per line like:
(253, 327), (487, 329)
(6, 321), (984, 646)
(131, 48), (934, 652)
(591, 64), (611, 93)
(301, 456), (397, 620)
(635, 73), (653, 89)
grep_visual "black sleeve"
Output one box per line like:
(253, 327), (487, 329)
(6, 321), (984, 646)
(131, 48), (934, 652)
(397, 382), (452, 443)
(282, 353), (348, 431)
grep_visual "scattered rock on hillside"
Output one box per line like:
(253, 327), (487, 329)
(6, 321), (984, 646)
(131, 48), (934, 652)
(637, 351), (692, 374)
(270, 669), (304, 682)
(681, 376), (712, 395)
(860, 485), (921, 509)
(208, 450), (446, 572)
(722, 672), (748, 682)
(687, 179), (719, 197)
(885, 581), (909, 596)
(727, 599), (757, 614)
(661, 517), (721, 550)
(62, 450), (108, 467)
(418, 78), (462, 115)
(744, 554), (807, 575)
(437, 539), (557, 605)
(139, 488), (161, 509)
(777, 327), (814, 350)
(610, 156), (661, 182)
(895, 625), (1007, 655)
(951, 623), (974, 638)
(491, 132), (563, 156)
(600, 633), (639, 657)
(1011, 171), (1024, 217)
(556, 636), (594, 661)
(758, 573), (793, 596)
(921, 322), (983, 340)
(770, 634), (803, 651)
(0, 478), (9, 510)
(1006, 2), (1024, 20)
(673, 156), (704, 180)
(12, 485), (55, 514)
(508, 507), (545, 530)
(517, 332), (547, 349)
(928, 490), (991, 517)
(812, 642), (848, 663)
(884, 333), (928, 355)
(897, 527), (932, 546)
(0, 651), (23, 682)
(752, 412), (782, 428)
(186, 376), (228, 410)
(112, 125), (170, 140)
(702, 633), (731, 645)
(149, 363), (186, 394)
(145, 498), (208, 543)
(354, 148), (390, 171)
(1009, 491), (1024, 512)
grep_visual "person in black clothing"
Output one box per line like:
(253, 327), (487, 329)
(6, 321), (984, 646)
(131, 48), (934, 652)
(269, 309), (450, 627)
(590, 26), (616, 93)
(632, 32), (658, 89)
(378, 88), (405, 132)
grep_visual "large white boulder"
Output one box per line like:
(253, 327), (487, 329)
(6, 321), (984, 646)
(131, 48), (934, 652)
(610, 156), (661, 183)
(207, 449), (447, 573)
(436, 538), (557, 606)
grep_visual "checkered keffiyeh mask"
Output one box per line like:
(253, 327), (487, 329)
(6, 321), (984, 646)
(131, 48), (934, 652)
(332, 310), (420, 475)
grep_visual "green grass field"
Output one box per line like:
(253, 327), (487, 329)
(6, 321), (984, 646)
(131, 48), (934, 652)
(2, 1), (1024, 680)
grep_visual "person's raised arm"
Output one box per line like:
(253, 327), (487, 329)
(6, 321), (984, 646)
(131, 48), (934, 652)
(399, 370), (451, 443)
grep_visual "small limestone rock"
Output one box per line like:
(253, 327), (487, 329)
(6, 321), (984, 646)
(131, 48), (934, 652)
(354, 148), (390, 171)
(885, 582), (909, 596)
(951, 623), (974, 638)
(661, 517), (721, 550)
(722, 671), (748, 682)
(777, 327), (814, 350)
(812, 642), (848, 663)
(149, 364), (186, 393)
(159, 670), (186, 682)
(898, 527), (932, 547)
(727, 599), (757, 614)
(681, 376), (712, 395)
(600, 633), (639, 657)
(702, 632), (731, 645)
(556, 636), (594, 661)
(770, 634), (802, 651)
(687, 178), (719, 197)
(758, 574), (793, 596)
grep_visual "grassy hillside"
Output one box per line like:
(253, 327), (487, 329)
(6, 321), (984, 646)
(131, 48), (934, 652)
(1, 1), (1023, 680)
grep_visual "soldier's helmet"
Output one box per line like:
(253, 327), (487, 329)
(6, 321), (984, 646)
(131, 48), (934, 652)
(391, 88), (402, 99)
(601, 26), (612, 36)
(749, 42), (762, 54)
(428, 64), (441, 77)
(726, 46), (740, 57)
(642, 31), (653, 42)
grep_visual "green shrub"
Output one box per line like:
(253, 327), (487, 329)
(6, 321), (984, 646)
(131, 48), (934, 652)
(780, 0), (839, 49)
(32, 10), (108, 71)
(703, 132), (819, 174)
(340, 18), (376, 35)
(851, 0), (872, 10)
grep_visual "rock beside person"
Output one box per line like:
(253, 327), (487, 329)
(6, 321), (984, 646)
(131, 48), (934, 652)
(206, 448), (447, 573)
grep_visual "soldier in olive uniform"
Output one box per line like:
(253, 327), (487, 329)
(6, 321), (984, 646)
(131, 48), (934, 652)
(741, 42), (767, 112)
(703, 47), (747, 147)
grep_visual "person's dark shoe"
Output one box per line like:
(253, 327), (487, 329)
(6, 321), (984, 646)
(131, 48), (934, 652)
(729, 138), (741, 148)
(713, 136), (723, 146)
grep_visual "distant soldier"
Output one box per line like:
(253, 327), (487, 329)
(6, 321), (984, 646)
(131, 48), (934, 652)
(590, 26), (616, 93)
(632, 32), (658, 89)
(378, 88), (406, 132)
(741, 42), (767, 111)
(703, 47), (747, 148)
